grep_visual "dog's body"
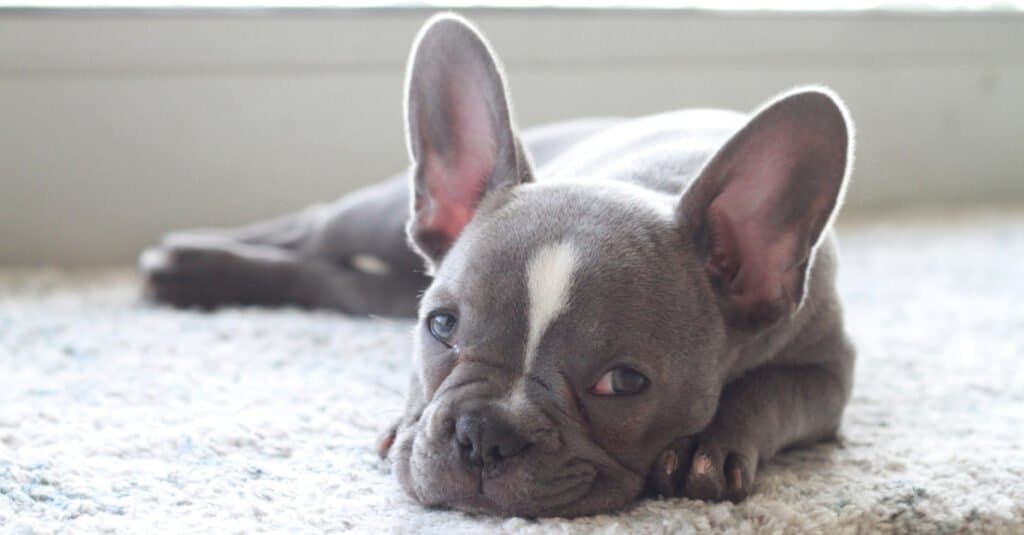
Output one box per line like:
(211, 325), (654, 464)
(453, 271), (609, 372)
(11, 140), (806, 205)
(142, 112), (738, 316)
(142, 14), (855, 518)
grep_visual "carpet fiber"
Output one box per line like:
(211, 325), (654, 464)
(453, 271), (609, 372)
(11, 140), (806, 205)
(2, 209), (1023, 534)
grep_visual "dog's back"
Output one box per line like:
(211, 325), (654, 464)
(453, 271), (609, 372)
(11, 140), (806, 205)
(530, 109), (746, 195)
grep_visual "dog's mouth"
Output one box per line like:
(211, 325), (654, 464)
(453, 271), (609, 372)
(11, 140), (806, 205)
(393, 421), (647, 517)
(473, 460), (598, 516)
(404, 443), (601, 516)
(387, 373), (654, 518)
(433, 468), (596, 517)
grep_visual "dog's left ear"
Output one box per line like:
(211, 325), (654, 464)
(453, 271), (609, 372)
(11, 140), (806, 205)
(404, 14), (531, 268)
(679, 88), (853, 331)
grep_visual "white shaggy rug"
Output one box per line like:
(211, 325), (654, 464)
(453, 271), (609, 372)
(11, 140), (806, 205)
(2, 209), (1023, 534)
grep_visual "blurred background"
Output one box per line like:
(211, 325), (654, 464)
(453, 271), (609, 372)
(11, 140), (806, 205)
(1, 1), (1022, 265)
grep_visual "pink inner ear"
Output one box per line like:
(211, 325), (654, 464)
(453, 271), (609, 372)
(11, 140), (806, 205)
(417, 156), (483, 246)
(705, 149), (807, 326)
(415, 73), (499, 249)
(694, 91), (848, 329)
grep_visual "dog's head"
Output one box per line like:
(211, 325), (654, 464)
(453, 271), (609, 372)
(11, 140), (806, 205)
(383, 14), (852, 517)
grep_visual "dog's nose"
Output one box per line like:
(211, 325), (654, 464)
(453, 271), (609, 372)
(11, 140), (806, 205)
(454, 409), (530, 466)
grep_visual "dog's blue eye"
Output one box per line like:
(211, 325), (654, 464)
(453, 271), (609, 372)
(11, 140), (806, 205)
(427, 312), (458, 346)
(592, 367), (649, 396)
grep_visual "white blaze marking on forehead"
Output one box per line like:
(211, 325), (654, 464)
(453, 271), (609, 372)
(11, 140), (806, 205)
(524, 241), (578, 370)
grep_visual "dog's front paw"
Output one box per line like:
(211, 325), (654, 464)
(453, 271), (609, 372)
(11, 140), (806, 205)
(650, 434), (757, 503)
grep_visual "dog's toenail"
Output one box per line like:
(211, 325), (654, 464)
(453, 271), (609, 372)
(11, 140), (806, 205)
(693, 454), (712, 475)
(729, 466), (743, 490)
(661, 450), (679, 475)
(377, 434), (395, 459)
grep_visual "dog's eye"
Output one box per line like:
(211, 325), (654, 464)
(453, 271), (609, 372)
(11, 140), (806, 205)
(592, 367), (649, 396)
(427, 311), (458, 346)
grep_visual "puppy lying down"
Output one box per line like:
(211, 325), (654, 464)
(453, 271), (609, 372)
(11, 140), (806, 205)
(142, 14), (856, 518)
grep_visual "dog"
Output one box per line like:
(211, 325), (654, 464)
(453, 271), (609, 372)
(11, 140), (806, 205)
(141, 13), (855, 518)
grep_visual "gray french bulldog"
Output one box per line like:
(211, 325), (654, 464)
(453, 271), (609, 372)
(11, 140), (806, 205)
(141, 13), (855, 518)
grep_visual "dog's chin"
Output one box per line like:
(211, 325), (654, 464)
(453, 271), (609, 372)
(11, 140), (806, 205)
(393, 431), (645, 518)
(407, 467), (641, 518)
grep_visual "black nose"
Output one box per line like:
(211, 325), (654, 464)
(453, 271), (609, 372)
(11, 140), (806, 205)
(454, 409), (530, 467)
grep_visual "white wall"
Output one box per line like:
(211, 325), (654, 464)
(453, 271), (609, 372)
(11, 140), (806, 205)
(1, 8), (1023, 265)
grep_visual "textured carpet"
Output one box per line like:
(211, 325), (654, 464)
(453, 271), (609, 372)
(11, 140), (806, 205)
(2, 209), (1023, 534)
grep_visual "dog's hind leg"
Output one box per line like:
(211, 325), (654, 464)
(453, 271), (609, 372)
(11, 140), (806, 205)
(141, 174), (428, 316)
(140, 118), (620, 315)
(142, 239), (426, 316)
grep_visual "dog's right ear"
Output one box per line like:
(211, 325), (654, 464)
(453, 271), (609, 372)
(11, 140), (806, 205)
(404, 14), (531, 269)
